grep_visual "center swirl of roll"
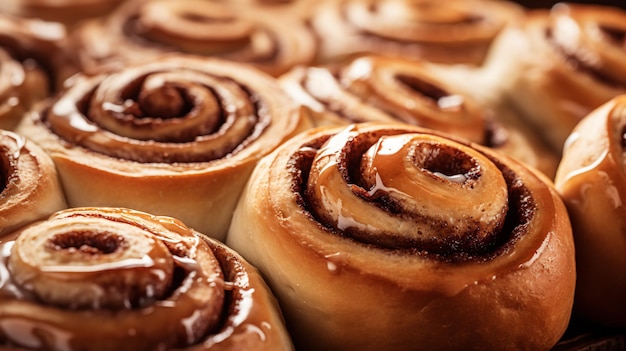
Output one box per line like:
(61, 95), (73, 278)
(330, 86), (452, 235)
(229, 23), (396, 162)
(43, 62), (269, 163)
(10, 218), (174, 309)
(303, 126), (509, 257)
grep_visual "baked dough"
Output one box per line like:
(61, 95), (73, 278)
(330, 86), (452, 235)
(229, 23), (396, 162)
(17, 55), (310, 241)
(310, 0), (523, 65)
(280, 55), (558, 177)
(484, 3), (626, 152)
(71, 0), (316, 76)
(0, 207), (294, 350)
(227, 123), (576, 351)
(0, 130), (66, 236)
(555, 95), (626, 327)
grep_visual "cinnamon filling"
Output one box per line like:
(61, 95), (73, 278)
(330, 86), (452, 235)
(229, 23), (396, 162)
(122, 15), (161, 48)
(135, 85), (192, 120)
(180, 12), (231, 24)
(0, 34), (56, 92)
(483, 119), (510, 148)
(43, 66), (268, 163)
(46, 231), (126, 255)
(547, 28), (626, 89)
(0, 151), (10, 194)
(601, 25), (626, 50)
(289, 130), (534, 263)
(396, 74), (461, 111)
(413, 142), (480, 182)
(0, 219), (238, 349)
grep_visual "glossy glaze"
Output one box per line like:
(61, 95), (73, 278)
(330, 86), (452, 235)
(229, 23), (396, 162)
(555, 96), (626, 327)
(227, 123), (575, 351)
(280, 55), (558, 177)
(0, 207), (294, 351)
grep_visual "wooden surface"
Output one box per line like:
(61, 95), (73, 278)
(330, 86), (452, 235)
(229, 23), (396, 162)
(554, 318), (626, 350)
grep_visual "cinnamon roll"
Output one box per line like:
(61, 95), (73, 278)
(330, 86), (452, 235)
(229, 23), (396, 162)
(310, 0), (524, 66)
(0, 130), (66, 236)
(71, 0), (316, 77)
(16, 55), (310, 241)
(280, 55), (558, 177)
(0, 14), (72, 130)
(0, 207), (293, 351)
(555, 95), (626, 328)
(0, 0), (124, 28)
(485, 3), (626, 153)
(227, 123), (576, 351)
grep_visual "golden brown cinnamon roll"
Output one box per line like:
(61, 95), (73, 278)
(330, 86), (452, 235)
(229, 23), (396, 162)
(16, 55), (309, 241)
(0, 14), (72, 130)
(0, 0), (124, 28)
(310, 0), (523, 66)
(71, 0), (316, 77)
(0, 207), (293, 351)
(227, 123), (576, 351)
(0, 130), (66, 236)
(485, 3), (626, 153)
(280, 55), (558, 177)
(555, 95), (626, 328)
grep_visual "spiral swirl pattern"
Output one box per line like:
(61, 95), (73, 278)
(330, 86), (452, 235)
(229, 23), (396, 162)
(280, 55), (557, 176)
(40, 57), (302, 161)
(283, 56), (492, 142)
(547, 3), (626, 88)
(311, 0), (523, 65)
(72, 0), (316, 76)
(486, 3), (626, 152)
(227, 123), (575, 350)
(0, 207), (293, 351)
(18, 55), (307, 240)
(43, 59), (279, 164)
(291, 124), (536, 260)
